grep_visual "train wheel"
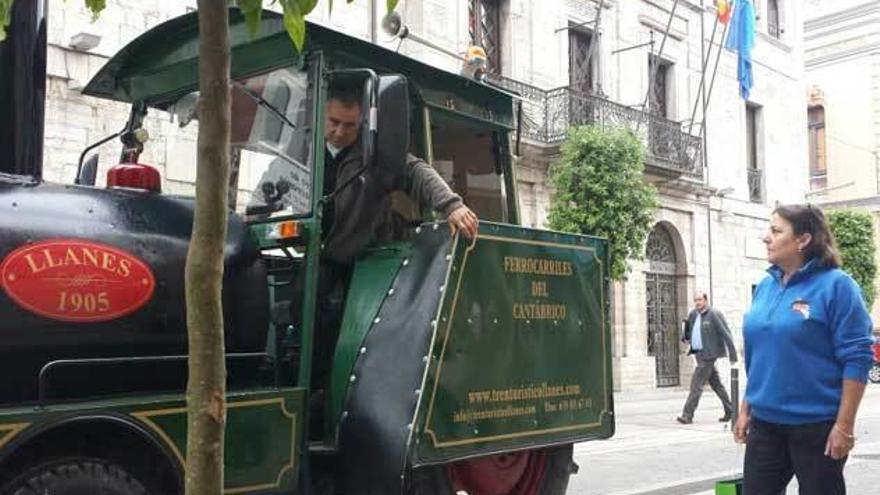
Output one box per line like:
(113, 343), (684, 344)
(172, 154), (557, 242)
(411, 445), (576, 495)
(4, 458), (149, 495)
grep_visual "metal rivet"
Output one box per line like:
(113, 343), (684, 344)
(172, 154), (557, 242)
(407, 423), (413, 431)
(422, 355), (429, 363)
(493, 318), (498, 324)
(342, 411), (349, 419)
(439, 285), (445, 292)
(431, 320), (437, 328)
(402, 259), (409, 266)
(414, 389), (421, 396)
(373, 317), (381, 324)
(349, 374), (357, 383)
(445, 254), (452, 261)
(473, 428), (479, 435)
(467, 318), (473, 324)
(415, 226), (422, 234)
(433, 223), (439, 231)
(388, 288), (395, 296)
(526, 319), (531, 325)
(359, 347), (367, 355)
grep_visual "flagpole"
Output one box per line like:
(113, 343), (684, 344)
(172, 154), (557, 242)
(686, 9), (719, 140)
(637, 0), (681, 131)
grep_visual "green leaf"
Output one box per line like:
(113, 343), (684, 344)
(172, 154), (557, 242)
(828, 210), (877, 307)
(387, 0), (399, 12)
(547, 125), (657, 280)
(0, 0), (12, 42)
(297, 0), (318, 15)
(280, 0), (306, 52)
(84, 0), (107, 21)
(236, 0), (263, 37)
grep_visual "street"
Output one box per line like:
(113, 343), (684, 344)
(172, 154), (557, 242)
(568, 384), (880, 494)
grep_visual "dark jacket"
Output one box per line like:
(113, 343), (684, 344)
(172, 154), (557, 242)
(323, 147), (462, 264)
(683, 307), (738, 362)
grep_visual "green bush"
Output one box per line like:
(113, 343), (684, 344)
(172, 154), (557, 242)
(828, 210), (876, 307)
(547, 126), (659, 280)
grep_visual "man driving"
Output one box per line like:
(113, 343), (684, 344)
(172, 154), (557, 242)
(305, 80), (479, 396)
(320, 81), (478, 264)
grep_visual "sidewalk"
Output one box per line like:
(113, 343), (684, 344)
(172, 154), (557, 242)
(569, 385), (744, 495)
(568, 384), (880, 495)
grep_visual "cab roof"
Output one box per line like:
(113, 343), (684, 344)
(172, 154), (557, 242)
(84, 9), (514, 129)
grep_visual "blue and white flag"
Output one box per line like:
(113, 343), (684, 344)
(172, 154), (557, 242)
(725, 0), (756, 99)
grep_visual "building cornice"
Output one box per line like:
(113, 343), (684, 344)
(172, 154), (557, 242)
(805, 18), (880, 43)
(805, 2), (880, 34)
(806, 40), (880, 69)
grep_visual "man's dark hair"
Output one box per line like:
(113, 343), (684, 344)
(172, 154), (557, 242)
(328, 79), (362, 108)
(773, 203), (842, 268)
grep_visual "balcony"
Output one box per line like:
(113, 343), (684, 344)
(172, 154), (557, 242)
(494, 77), (704, 180)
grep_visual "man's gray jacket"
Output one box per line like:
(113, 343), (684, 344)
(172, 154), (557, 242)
(683, 307), (738, 362)
(323, 147), (462, 265)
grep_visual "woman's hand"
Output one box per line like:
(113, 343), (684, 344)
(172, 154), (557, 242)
(733, 412), (750, 444)
(825, 423), (856, 460)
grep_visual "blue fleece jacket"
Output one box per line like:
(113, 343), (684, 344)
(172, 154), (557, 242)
(743, 259), (874, 424)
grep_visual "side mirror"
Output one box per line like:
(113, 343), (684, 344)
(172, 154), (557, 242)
(366, 75), (410, 179)
(78, 154), (99, 186)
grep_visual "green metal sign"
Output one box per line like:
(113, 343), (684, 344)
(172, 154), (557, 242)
(416, 223), (613, 462)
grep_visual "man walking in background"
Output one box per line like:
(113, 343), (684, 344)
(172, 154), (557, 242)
(677, 292), (738, 424)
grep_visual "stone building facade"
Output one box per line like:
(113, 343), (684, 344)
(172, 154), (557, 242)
(42, 0), (808, 390)
(804, 0), (880, 327)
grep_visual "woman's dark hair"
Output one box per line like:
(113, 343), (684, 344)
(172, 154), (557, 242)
(773, 204), (841, 268)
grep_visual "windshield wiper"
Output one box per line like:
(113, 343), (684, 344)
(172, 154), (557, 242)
(231, 80), (297, 130)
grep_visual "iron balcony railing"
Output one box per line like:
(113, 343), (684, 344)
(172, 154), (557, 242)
(494, 76), (704, 180)
(747, 167), (764, 203)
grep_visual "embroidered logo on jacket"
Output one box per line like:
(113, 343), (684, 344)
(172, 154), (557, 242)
(791, 299), (811, 319)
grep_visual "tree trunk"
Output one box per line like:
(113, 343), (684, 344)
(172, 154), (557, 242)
(185, 2), (230, 495)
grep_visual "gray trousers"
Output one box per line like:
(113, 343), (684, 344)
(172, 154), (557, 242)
(681, 356), (732, 420)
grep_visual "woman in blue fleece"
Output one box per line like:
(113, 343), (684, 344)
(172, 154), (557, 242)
(737, 204), (874, 494)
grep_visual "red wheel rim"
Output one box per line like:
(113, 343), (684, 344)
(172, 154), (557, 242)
(447, 450), (547, 495)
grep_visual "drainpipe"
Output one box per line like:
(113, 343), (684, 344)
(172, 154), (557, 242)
(707, 200), (714, 303)
(370, 0), (378, 43)
(702, 1), (713, 303)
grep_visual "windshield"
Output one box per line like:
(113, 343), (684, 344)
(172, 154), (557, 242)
(160, 65), (315, 219)
(232, 66), (315, 218)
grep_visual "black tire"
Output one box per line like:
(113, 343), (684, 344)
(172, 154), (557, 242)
(3, 459), (149, 495)
(409, 444), (577, 495)
(869, 363), (880, 384)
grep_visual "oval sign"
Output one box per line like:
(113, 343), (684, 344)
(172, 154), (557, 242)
(0, 239), (156, 323)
